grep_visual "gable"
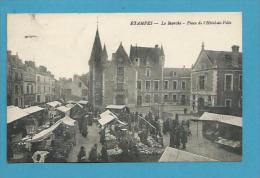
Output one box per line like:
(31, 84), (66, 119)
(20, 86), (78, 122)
(193, 51), (213, 71)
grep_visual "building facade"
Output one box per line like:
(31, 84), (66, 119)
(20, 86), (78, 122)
(89, 28), (192, 109)
(191, 44), (242, 116)
(7, 51), (24, 108)
(103, 43), (137, 107)
(23, 61), (36, 106)
(163, 68), (191, 105)
(35, 66), (55, 104)
(88, 29), (104, 107)
(129, 45), (165, 107)
(60, 75), (88, 101)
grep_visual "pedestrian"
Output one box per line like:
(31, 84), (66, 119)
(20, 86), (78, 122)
(89, 144), (98, 162)
(77, 146), (86, 162)
(81, 118), (88, 138)
(100, 145), (108, 162)
(174, 123), (181, 149)
(180, 121), (188, 149)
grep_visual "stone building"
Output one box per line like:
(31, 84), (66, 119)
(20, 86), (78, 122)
(89, 28), (167, 108)
(88, 29), (104, 107)
(35, 66), (55, 104)
(163, 67), (191, 105)
(7, 51), (24, 108)
(23, 61), (36, 106)
(129, 45), (165, 107)
(191, 44), (242, 116)
(60, 75), (88, 101)
(103, 43), (137, 107)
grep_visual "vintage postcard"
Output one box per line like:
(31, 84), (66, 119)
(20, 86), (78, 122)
(6, 13), (242, 163)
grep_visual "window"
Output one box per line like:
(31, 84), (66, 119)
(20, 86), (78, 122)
(173, 81), (177, 90)
(31, 86), (34, 93)
(164, 80), (169, 90)
(164, 94), (169, 102)
(79, 82), (82, 87)
(199, 76), (205, 90)
(15, 98), (18, 106)
(15, 85), (19, 94)
(225, 74), (233, 90)
(44, 86), (46, 93)
(37, 95), (40, 102)
(145, 94), (150, 103)
(146, 68), (151, 77)
(172, 71), (177, 77)
(37, 86), (40, 93)
(137, 81), (142, 90)
(27, 85), (30, 94)
(145, 81), (151, 91)
(117, 66), (124, 76)
(37, 76), (40, 82)
(193, 95), (196, 100)
(154, 81), (159, 91)
(154, 94), (159, 103)
(15, 72), (18, 80)
(239, 74), (242, 90)
(172, 95), (177, 102)
(225, 99), (232, 107)
(181, 81), (186, 90)
(208, 95), (211, 102)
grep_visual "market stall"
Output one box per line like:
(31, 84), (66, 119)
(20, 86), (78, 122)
(195, 112), (242, 153)
(7, 106), (30, 162)
(98, 109), (163, 162)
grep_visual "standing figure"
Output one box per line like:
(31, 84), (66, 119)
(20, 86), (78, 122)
(100, 145), (108, 162)
(77, 146), (86, 162)
(180, 121), (188, 149)
(89, 144), (98, 162)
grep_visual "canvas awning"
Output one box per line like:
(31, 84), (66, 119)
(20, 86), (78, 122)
(62, 116), (76, 126)
(197, 112), (242, 127)
(65, 103), (75, 109)
(98, 110), (117, 126)
(78, 100), (88, 105)
(7, 106), (29, 124)
(56, 106), (71, 113)
(159, 147), (217, 162)
(23, 106), (44, 114)
(46, 101), (61, 108)
(25, 120), (63, 142)
(106, 105), (126, 110)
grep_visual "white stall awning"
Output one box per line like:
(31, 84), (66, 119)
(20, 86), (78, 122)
(7, 106), (29, 124)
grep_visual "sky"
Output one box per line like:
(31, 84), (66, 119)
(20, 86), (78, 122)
(7, 13), (242, 79)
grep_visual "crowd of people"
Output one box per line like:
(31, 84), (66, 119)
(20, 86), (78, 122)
(76, 106), (192, 162)
(164, 114), (190, 150)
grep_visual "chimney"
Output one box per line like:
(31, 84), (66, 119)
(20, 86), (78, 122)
(231, 45), (240, 67)
(231, 45), (239, 53)
(155, 44), (159, 48)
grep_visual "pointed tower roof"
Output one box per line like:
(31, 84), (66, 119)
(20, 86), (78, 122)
(102, 44), (108, 58)
(161, 45), (165, 56)
(89, 28), (102, 65)
(116, 42), (128, 58)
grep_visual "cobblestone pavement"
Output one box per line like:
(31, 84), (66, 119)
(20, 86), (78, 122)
(67, 122), (102, 162)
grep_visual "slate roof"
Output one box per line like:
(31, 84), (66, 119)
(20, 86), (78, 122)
(89, 28), (102, 65)
(163, 68), (191, 78)
(129, 45), (164, 63)
(202, 50), (242, 69)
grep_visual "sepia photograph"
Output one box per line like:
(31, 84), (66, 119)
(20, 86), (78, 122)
(7, 12), (242, 163)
